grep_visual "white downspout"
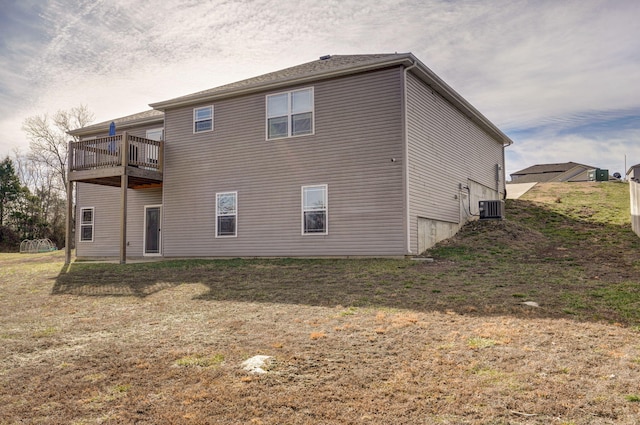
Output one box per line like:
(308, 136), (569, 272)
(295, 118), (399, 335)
(403, 60), (417, 255)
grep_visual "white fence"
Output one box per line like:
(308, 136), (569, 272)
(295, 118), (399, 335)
(631, 180), (640, 237)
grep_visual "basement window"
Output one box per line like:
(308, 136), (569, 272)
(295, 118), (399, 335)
(302, 185), (327, 235)
(216, 191), (237, 237)
(80, 207), (94, 242)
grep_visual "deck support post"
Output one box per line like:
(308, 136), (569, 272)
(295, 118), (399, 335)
(65, 140), (73, 265)
(119, 132), (128, 264)
(65, 181), (73, 264)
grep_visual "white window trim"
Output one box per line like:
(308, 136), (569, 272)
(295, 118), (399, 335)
(301, 184), (328, 235)
(143, 205), (162, 257)
(266, 87), (314, 140)
(216, 191), (238, 238)
(194, 105), (214, 133)
(79, 207), (94, 242)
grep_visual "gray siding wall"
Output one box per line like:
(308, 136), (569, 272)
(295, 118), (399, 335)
(406, 72), (505, 254)
(75, 183), (162, 258)
(161, 67), (406, 257)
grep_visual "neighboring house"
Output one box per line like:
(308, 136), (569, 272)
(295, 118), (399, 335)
(627, 164), (640, 182)
(509, 162), (604, 183)
(66, 53), (513, 263)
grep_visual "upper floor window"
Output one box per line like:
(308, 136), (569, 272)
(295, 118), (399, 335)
(146, 128), (164, 141)
(80, 207), (94, 242)
(144, 128), (163, 165)
(302, 185), (327, 235)
(266, 88), (313, 140)
(194, 106), (213, 133)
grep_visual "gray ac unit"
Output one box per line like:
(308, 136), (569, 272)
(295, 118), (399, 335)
(479, 200), (504, 220)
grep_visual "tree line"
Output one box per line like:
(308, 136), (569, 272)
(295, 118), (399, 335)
(0, 106), (93, 252)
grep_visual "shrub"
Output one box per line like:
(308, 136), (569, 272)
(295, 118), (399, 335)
(0, 226), (20, 252)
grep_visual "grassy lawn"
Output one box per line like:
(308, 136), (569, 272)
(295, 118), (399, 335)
(1, 182), (640, 424)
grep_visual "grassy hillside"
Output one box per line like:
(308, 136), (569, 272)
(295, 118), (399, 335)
(429, 181), (639, 324)
(518, 181), (631, 225)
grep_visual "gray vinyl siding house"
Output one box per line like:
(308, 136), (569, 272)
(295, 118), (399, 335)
(67, 53), (512, 262)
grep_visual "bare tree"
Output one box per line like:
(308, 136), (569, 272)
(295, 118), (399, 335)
(22, 105), (94, 196)
(13, 148), (41, 192)
(12, 149), (66, 245)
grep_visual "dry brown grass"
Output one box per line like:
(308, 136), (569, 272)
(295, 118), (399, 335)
(2, 253), (640, 424)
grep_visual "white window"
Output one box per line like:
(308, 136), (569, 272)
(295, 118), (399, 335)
(145, 128), (163, 165)
(267, 88), (313, 139)
(302, 185), (327, 235)
(194, 106), (213, 133)
(79, 207), (94, 242)
(216, 192), (237, 237)
(145, 128), (164, 141)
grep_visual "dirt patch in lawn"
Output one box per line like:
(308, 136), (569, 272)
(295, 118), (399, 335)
(2, 183), (640, 424)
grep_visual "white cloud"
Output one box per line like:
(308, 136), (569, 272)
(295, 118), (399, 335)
(412, 0), (640, 130)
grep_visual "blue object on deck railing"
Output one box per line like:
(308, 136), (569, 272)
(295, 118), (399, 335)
(108, 122), (117, 153)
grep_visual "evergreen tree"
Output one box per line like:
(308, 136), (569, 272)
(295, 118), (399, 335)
(0, 156), (22, 227)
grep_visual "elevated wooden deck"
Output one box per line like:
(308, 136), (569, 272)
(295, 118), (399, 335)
(65, 132), (164, 264)
(68, 132), (163, 189)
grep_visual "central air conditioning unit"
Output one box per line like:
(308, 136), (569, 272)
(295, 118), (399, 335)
(479, 200), (504, 220)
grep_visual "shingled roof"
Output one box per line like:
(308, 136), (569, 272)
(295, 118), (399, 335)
(149, 54), (409, 109)
(69, 109), (164, 137)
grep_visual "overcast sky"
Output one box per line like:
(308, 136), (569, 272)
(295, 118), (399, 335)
(1, 0), (639, 178)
